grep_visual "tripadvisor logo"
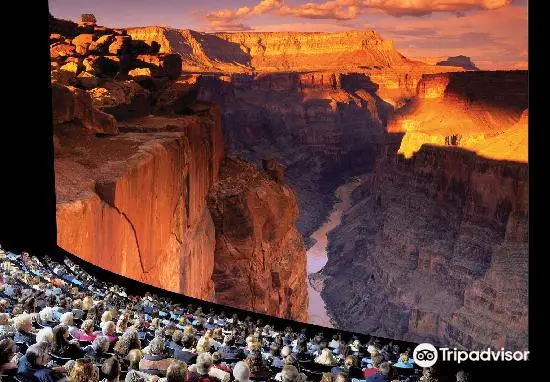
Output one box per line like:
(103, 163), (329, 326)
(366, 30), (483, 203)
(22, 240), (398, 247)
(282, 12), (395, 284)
(413, 343), (438, 367)
(413, 343), (530, 366)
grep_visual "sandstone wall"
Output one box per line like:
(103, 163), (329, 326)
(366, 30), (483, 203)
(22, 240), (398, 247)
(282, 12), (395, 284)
(56, 107), (224, 301)
(317, 71), (528, 350)
(207, 157), (308, 321)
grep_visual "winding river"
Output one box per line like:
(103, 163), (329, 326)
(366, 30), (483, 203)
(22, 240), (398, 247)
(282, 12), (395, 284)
(307, 175), (367, 327)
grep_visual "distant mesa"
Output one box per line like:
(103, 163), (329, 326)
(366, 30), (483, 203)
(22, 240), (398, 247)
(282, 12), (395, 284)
(412, 55), (480, 71)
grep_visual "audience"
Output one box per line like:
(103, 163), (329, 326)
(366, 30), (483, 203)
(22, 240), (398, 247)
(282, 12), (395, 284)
(0, 248), (474, 382)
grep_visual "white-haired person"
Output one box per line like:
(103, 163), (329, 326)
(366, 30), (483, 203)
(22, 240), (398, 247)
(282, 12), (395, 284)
(232, 361), (252, 382)
(139, 337), (175, 376)
(315, 348), (337, 366)
(59, 311), (80, 338)
(97, 321), (118, 344)
(84, 335), (111, 364)
(13, 313), (37, 346)
(274, 365), (307, 382)
(36, 326), (54, 345)
(189, 352), (229, 382)
(38, 307), (56, 327)
(187, 352), (222, 382)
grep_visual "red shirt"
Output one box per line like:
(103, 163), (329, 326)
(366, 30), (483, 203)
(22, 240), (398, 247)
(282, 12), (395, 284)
(363, 367), (379, 378)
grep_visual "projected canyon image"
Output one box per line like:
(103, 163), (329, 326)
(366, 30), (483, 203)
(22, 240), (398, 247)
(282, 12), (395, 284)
(50, 0), (528, 351)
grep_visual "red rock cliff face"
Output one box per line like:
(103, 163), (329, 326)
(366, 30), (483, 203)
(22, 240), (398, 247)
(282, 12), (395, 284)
(317, 71), (528, 351)
(207, 157), (308, 321)
(56, 106), (224, 301)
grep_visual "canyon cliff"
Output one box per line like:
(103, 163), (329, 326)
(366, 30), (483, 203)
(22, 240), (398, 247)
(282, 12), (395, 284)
(51, 16), (308, 319)
(51, 15), (528, 350)
(317, 71), (528, 350)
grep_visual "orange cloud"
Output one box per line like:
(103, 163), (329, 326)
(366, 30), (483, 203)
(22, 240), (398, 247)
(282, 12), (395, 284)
(204, 0), (514, 27)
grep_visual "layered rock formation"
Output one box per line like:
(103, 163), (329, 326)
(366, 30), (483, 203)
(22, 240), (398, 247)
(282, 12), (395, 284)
(51, 16), (308, 319)
(196, 72), (391, 247)
(207, 157), (308, 320)
(316, 71), (528, 350)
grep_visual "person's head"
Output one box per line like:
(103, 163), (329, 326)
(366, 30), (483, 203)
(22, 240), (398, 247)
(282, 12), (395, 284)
(149, 337), (165, 356)
(172, 330), (184, 345)
(456, 370), (471, 382)
(26, 342), (51, 367)
(317, 348), (335, 365)
(166, 360), (187, 382)
(281, 365), (301, 382)
(209, 352), (222, 366)
(0, 338), (17, 366)
(333, 375), (348, 382)
(196, 337), (211, 353)
(60, 311), (74, 326)
(36, 327), (54, 344)
(70, 358), (99, 382)
(281, 346), (291, 358)
(233, 361), (250, 382)
(101, 357), (121, 382)
(13, 313), (33, 333)
(344, 355), (357, 367)
(181, 334), (195, 349)
(378, 362), (391, 377)
(102, 321), (116, 336)
(102, 311), (113, 323)
(127, 349), (143, 370)
(82, 296), (95, 311)
(0, 313), (9, 325)
(371, 354), (383, 369)
(114, 328), (140, 356)
(39, 307), (54, 323)
(52, 324), (71, 346)
(195, 352), (213, 375)
(92, 335), (110, 353)
(73, 299), (83, 310)
(223, 334), (234, 346)
(82, 319), (95, 334)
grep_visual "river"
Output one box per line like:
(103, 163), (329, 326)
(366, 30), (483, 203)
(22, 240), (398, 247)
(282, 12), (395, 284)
(307, 175), (367, 327)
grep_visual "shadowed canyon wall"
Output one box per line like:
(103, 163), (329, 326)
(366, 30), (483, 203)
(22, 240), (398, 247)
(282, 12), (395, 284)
(196, 72), (392, 246)
(316, 71), (528, 350)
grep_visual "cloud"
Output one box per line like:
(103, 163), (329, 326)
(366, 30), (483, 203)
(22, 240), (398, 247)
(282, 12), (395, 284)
(206, 20), (254, 32)
(203, 0), (515, 28)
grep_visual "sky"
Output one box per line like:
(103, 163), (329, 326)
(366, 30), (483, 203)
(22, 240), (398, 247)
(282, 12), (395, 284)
(48, 0), (528, 70)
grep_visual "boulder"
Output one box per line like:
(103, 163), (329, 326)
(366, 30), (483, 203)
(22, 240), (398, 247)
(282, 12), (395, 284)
(50, 43), (76, 59)
(87, 80), (151, 120)
(51, 83), (118, 135)
(88, 34), (115, 54)
(128, 40), (160, 55)
(128, 68), (152, 82)
(50, 33), (65, 44)
(51, 69), (76, 86)
(83, 55), (120, 77)
(77, 71), (99, 89)
(155, 75), (199, 114)
(134, 54), (182, 79)
(108, 35), (131, 55)
(72, 34), (95, 55)
(60, 61), (82, 75)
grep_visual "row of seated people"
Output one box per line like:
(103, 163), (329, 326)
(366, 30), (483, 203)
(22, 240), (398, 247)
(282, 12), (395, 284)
(0, 246), (470, 382)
